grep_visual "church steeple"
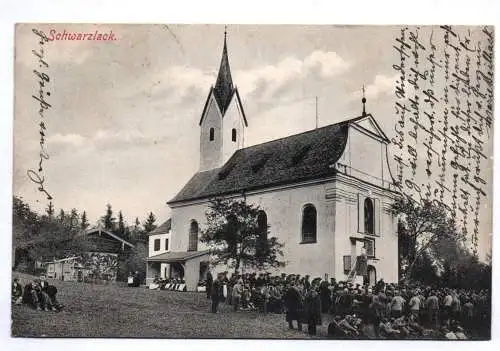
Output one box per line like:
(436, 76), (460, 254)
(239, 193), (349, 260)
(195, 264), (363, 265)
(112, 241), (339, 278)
(213, 27), (234, 115)
(198, 26), (247, 172)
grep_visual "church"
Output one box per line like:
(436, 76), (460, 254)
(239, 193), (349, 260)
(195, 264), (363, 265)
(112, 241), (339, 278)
(146, 32), (399, 291)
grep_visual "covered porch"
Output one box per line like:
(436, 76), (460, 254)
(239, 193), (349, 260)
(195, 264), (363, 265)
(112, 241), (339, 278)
(146, 250), (210, 291)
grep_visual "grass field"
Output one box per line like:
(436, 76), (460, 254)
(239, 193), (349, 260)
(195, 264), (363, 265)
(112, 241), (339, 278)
(11, 273), (332, 338)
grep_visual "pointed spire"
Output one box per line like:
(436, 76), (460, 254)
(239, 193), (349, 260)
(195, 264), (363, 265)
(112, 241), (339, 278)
(362, 84), (367, 117)
(214, 26), (234, 115)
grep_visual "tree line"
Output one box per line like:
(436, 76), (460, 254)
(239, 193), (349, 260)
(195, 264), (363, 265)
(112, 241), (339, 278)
(394, 196), (491, 290)
(12, 196), (159, 279)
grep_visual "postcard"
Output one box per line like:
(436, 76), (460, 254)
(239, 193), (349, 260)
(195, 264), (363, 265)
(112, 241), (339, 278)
(11, 23), (493, 340)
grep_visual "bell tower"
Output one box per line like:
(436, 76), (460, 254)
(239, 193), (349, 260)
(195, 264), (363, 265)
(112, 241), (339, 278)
(198, 28), (248, 172)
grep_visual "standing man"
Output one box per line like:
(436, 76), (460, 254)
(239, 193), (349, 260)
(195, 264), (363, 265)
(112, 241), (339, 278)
(284, 280), (304, 331)
(211, 273), (224, 313)
(232, 279), (244, 312)
(319, 279), (331, 313)
(390, 290), (406, 318)
(206, 271), (213, 300)
(426, 290), (440, 327)
(304, 281), (322, 336)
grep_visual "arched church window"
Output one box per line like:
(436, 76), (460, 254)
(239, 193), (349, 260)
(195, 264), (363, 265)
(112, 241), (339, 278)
(188, 220), (198, 251)
(209, 128), (215, 141)
(364, 198), (374, 234)
(232, 128), (237, 142)
(256, 211), (268, 257)
(301, 204), (317, 243)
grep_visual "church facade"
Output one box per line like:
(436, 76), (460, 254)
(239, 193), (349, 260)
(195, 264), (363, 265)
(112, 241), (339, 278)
(147, 33), (399, 291)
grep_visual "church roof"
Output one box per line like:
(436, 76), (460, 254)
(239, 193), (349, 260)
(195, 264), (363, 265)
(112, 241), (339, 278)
(213, 32), (234, 115)
(168, 116), (363, 204)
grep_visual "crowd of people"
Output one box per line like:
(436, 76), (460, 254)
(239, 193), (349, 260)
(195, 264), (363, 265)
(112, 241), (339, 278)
(12, 277), (64, 312)
(205, 271), (491, 339)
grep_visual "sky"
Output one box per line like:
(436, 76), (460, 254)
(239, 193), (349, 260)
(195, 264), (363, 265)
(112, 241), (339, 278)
(13, 24), (492, 259)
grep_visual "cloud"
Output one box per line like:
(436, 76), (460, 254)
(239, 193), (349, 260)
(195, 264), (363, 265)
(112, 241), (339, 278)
(46, 129), (163, 155)
(364, 74), (398, 99)
(48, 133), (86, 146)
(304, 51), (351, 77)
(147, 66), (214, 99)
(346, 73), (398, 102)
(131, 50), (350, 109)
(234, 50), (351, 100)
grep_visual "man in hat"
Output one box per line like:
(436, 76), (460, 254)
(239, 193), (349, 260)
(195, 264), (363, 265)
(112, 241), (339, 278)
(304, 275), (311, 291)
(284, 279), (304, 331)
(304, 280), (322, 335)
(319, 278), (331, 313)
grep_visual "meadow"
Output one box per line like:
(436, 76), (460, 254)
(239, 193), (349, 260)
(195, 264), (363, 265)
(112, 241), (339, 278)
(11, 273), (326, 338)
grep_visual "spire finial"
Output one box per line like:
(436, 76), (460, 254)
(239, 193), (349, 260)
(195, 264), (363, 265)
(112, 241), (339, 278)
(224, 25), (227, 41)
(362, 84), (367, 117)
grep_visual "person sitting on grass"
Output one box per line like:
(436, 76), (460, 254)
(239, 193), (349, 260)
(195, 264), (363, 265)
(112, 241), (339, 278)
(149, 275), (161, 290)
(22, 279), (43, 311)
(12, 278), (23, 305)
(330, 315), (360, 338)
(453, 325), (468, 340)
(40, 280), (63, 311)
(378, 317), (401, 339)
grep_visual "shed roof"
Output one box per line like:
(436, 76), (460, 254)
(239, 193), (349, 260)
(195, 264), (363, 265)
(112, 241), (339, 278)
(146, 250), (210, 263)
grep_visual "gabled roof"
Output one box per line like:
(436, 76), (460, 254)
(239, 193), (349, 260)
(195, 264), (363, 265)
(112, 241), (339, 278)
(147, 250), (210, 263)
(169, 116), (358, 204)
(147, 219), (171, 236)
(199, 87), (248, 127)
(352, 114), (390, 143)
(85, 228), (135, 248)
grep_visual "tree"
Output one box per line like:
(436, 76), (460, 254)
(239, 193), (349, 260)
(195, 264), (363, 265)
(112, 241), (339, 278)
(119, 241), (147, 282)
(143, 212), (157, 233)
(69, 208), (79, 229)
(58, 209), (66, 223)
(101, 204), (116, 231)
(437, 236), (492, 290)
(46, 201), (55, 218)
(117, 211), (126, 237)
(12, 196), (95, 272)
(201, 198), (285, 272)
(128, 217), (143, 243)
(81, 211), (89, 230)
(391, 195), (456, 282)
